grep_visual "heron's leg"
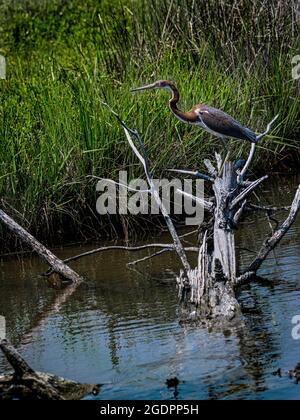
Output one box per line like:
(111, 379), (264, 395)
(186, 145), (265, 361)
(221, 136), (229, 152)
(218, 137), (230, 176)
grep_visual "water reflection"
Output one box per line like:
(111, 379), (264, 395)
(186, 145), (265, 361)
(0, 175), (300, 399)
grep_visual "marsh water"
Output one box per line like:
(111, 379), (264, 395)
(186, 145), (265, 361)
(1, 175), (300, 400)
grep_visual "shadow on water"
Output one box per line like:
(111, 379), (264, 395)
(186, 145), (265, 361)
(1, 175), (300, 399)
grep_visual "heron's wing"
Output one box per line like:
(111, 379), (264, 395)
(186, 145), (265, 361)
(196, 105), (256, 142)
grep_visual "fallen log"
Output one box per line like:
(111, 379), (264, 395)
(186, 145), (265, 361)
(0, 339), (100, 400)
(0, 209), (83, 284)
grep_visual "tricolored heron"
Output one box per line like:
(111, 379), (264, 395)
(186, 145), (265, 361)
(130, 80), (257, 148)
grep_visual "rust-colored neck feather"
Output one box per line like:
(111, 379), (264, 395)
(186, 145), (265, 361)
(168, 83), (180, 106)
(167, 84), (198, 124)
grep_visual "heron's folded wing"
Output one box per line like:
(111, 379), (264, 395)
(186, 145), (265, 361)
(199, 105), (256, 142)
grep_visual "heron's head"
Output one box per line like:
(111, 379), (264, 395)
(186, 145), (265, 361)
(130, 80), (176, 93)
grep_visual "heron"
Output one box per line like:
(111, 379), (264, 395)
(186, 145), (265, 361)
(130, 80), (257, 154)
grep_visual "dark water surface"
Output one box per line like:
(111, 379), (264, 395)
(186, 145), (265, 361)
(1, 175), (300, 400)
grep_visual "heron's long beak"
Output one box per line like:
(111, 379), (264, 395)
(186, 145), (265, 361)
(130, 82), (158, 93)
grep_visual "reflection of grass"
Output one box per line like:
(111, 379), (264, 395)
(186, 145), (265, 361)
(0, 0), (299, 242)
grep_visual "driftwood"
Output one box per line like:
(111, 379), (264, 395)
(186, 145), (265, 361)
(0, 104), (296, 399)
(0, 339), (100, 400)
(0, 209), (83, 284)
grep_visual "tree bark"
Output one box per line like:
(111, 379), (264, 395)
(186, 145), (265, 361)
(213, 161), (237, 284)
(0, 209), (83, 284)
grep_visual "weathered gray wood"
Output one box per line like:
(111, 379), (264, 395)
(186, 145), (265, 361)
(97, 108), (286, 326)
(230, 175), (268, 209)
(166, 169), (214, 182)
(204, 159), (217, 177)
(0, 209), (83, 283)
(233, 199), (247, 225)
(189, 231), (209, 306)
(0, 339), (100, 400)
(0, 340), (34, 378)
(212, 160), (237, 284)
(176, 189), (214, 212)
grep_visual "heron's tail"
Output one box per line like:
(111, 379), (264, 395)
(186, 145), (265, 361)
(243, 127), (257, 143)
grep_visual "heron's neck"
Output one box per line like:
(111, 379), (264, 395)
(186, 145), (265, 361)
(168, 86), (184, 118)
(168, 87), (196, 124)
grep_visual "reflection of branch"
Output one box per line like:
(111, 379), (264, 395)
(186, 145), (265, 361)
(238, 185), (300, 284)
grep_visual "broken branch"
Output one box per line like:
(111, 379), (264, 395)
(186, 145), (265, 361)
(239, 114), (279, 179)
(239, 185), (300, 282)
(102, 102), (191, 274)
(230, 175), (268, 209)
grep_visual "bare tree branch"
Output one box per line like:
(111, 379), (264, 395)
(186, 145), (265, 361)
(176, 189), (214, 212)
(239, 142), (256, 180)
(256, 114), (279, 142)
(230, 175), (268, 209)
(239, 114), (279, 179)
(43, 244), (199, 277)
(247, 203), (291, 212)
(166, 168), (214, 182)
(233, 200), (247, 225)
(127, 249), (169, 266)
(102, 102), (191, 274)
(238, 185), (300, 283)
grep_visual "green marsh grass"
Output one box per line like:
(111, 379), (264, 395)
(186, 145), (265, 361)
(0, 0), (299, 244)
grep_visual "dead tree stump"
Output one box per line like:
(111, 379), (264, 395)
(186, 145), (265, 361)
(178, 152), (300, 326)
(99, 108), (300, 328)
